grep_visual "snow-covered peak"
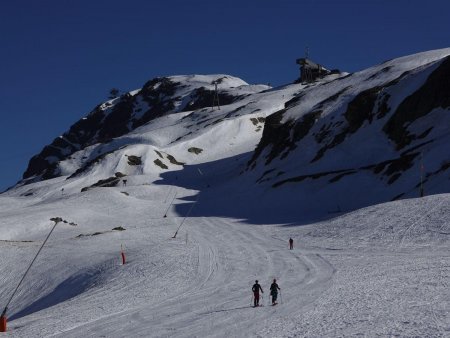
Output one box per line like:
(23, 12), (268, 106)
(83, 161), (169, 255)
(166, 74), (249, 88)
(379, 47), (450, 72)
(9, 48), (450, 218)
(21, 74), (270, 184)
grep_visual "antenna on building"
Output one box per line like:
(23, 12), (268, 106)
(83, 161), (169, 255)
(212, 80), (220, 110)
(305, 46), (310, 59)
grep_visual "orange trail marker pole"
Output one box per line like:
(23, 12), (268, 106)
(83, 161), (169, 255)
(0, 314), (6, 332)
(121, 245), (126, 265)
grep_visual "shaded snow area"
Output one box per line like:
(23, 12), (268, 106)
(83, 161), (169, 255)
(1, 49), (449, 337)
(0, 187), (449, 337)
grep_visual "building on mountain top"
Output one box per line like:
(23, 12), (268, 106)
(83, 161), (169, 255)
(296, 58), (339, 83)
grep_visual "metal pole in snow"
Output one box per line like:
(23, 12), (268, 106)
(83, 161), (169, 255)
(164, 187), (173, 204)
(163, 192), (177, 218)
(173, 167), (204, 238)
(172, 193), (199, 238)
(121, 244), (126, 265)
(197, 168), (210, 188)
(420, 152), (424, 197)
(1, 217), (62, 318)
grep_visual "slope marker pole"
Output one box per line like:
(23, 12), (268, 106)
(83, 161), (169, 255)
(0, 315), (5, 332)
(420, 152), (424, 197)
(121, 244), (126, 265)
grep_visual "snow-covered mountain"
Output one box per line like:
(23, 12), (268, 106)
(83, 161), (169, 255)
(17, 49), (450, 215)
(248, 49), (450, 212)
(22, 74), (267, 182)
(1, 49), (449, 337)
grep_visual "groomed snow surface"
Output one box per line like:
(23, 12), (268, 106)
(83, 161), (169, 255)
(0, 183), (449, 337)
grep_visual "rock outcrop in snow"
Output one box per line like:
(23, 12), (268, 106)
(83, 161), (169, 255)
(248, 49), (450, 205)
(23, 75), (258, 182)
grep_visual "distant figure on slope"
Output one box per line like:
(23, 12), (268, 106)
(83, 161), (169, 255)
(270, 279), (281, 305)
(289, 237), (293, 250)
(252, 280), (264, 307)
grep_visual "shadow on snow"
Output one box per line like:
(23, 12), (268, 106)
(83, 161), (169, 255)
(10, 269), (103, 321)
(154, 152), (347, 226)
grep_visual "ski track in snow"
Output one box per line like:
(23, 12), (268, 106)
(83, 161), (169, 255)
(40, 217), (335, 338)
(1, 189), (449, 337)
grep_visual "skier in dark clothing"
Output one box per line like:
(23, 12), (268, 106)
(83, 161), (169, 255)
(270, 279), (280, 305)
(252, 280), (263, 307)
(289, 237), (293, 250)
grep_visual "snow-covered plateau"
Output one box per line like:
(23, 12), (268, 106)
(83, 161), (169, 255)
(0, 49), (449, 337)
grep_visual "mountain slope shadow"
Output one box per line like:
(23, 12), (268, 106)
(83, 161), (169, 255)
(10, 268), (106, 321)
(154, 152), (341, 226)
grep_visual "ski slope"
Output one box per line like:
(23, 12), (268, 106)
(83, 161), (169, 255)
(1, 48), (450, 337)
(0, 183), (449, 337)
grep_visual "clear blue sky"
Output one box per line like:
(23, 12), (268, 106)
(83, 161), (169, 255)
(1, 0), (449, 191)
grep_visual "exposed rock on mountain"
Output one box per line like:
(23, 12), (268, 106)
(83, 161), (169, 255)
(247, 50), (450, 204)
(23, 75), (253, 182)
(18, 49), (450, 212)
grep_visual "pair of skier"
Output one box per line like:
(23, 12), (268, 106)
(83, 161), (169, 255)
(252, 279), (281, 307)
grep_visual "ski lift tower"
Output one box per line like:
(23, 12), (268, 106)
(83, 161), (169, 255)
(211, 80), (220, 110)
